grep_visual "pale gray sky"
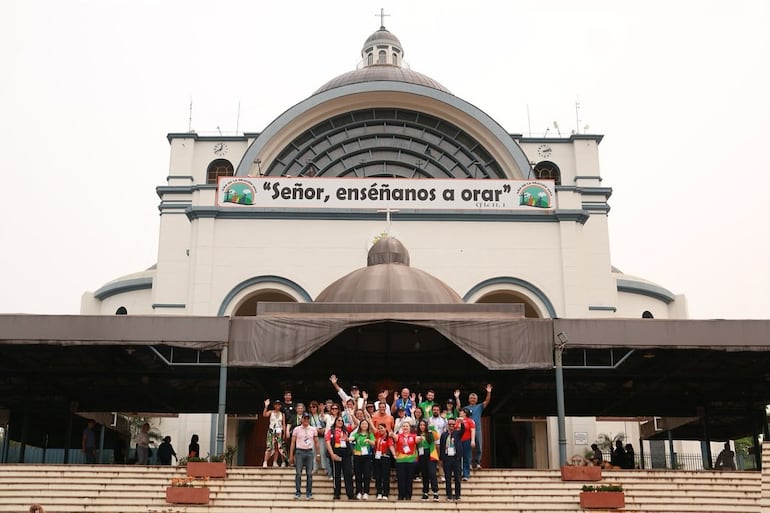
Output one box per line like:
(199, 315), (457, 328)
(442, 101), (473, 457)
(1, 0), (768, 318)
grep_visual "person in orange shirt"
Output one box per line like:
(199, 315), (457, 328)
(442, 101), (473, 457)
(369, 400), (394, 433)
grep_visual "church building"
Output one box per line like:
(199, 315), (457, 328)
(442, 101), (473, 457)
(80, 23), (685, 468)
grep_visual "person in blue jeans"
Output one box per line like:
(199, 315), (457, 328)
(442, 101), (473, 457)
(289, 413), (320, 500)
(464, 383), (492, 469)
(458, 408), (476, 480)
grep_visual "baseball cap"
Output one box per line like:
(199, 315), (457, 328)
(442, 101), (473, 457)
(350, 385), (359, 390)
(446, 398), (454, 404)
(302, 412), (310, 419)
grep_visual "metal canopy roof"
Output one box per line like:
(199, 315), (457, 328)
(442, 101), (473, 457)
(1, 314), (769, 442)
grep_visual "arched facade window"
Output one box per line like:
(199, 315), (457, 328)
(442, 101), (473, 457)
(367, 53), (373, 65)
(476, 291), (542, 318)
(234, 290), (297, 316)
(642, 310), (654, 319)
(378, 50), (387, 64)
(115, 306), (127, 315)
(392, 52), (398, 65)
(206, 159), (234, 184)
(533, 161), (561, 185)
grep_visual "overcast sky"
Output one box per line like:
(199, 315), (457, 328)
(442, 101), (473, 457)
(1, 0), (768, 319)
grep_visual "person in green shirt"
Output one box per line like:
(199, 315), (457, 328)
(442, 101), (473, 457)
(351, 419), (375, 500)
(418, 389), (437, 418)
(443, 390), (461, 419)
(416, 419), (439, 501)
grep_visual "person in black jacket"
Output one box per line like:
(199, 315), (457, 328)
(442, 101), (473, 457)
(610, 440), (626, 468)
(157, 436), (177, 465)
(439, 418), (464, 501)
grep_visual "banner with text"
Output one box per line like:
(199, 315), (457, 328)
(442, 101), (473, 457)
(217, 177), (556, 211)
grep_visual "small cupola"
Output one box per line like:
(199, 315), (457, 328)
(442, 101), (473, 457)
(361, 25), (403, 67)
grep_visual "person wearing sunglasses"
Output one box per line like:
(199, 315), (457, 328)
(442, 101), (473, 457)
(325, 414), (354, 500)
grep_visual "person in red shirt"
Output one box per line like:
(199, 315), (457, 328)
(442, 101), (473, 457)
(373, 422), (393, 500)
(325, 415), (354, 500)
(458, 408), (476, 480)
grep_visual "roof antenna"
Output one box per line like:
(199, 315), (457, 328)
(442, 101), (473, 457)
(187, 98), (193, 132)
(575, 99), (581, 134)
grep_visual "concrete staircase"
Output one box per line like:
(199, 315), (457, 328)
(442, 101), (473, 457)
(0, 463), (764, 513)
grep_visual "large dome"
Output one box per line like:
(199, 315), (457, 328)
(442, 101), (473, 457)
(315, 237), (463, 304)
(314, 66), (451, 95)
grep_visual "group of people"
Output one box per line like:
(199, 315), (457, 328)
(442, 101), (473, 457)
(264, 375), (492, 501)
(590, 440), (635, 469)
(131, 422), (199, 465)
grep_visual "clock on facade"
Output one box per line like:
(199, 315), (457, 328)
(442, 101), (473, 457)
(537, 144), (552, 159)
(213, 142), (229, 156)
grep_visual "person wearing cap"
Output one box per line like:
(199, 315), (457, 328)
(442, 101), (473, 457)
(329, 374), (365, 409)
(443, 389), (461, 419)
(289, 412), (320, 500)
(465, 384), (492, 470)
(263, 398), (287, 468)
(458, 408), (476, 480)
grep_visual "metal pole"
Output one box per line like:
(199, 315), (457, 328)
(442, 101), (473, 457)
(216, 344), (228, 456)
(555, 332), (568, 467)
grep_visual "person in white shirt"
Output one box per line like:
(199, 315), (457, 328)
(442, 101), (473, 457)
(329, 374), (365, 409)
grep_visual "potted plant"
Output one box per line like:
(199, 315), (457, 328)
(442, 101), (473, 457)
(185, 454), (227, 478)
(579, 484), (625, 509)
(560, 455), (602, 481)
(165, 476), (210, 504)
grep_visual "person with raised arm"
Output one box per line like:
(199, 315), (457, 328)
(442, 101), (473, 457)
(262, 399), (287, 468)
(329, 374), (364, 409)
(464, 383), (492, 469)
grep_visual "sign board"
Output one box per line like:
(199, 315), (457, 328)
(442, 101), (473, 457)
(217, 177), (556, 211)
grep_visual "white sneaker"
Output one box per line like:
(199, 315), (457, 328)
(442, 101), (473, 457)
(281, 461), (287, 467)
(356, 493), (362, 500)
(376, 494), (382, 500)
(362, 493), (369, 500)
(262, 461), (267, 468)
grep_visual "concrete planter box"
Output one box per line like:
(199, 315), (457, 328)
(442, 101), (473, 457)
(186, 461), (226, 478)
(579, 491), (625, 509)
(165, 486), (210, 504)
(560, 465), (602, 481)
